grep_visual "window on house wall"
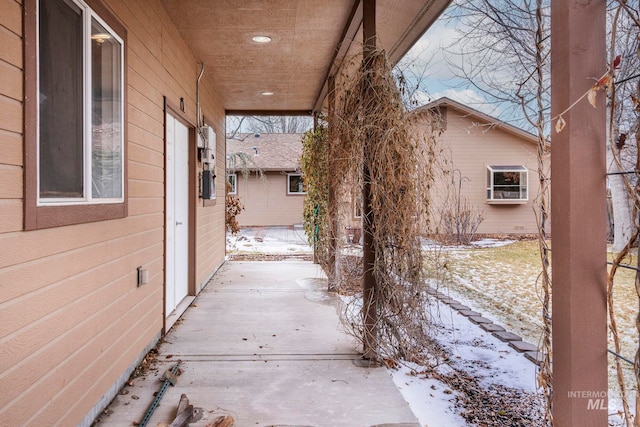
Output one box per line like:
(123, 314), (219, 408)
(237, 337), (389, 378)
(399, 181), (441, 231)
(353, 192), (362, 218)
(227, 173), (237, 195)
(486, 165), (528, 202)
(25, 0), (127, 229)
(38, 0), (124, 203)
(287, 174), (307, 195)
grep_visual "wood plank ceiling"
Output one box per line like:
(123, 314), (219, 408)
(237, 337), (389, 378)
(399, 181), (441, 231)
(160, 0), (451, 114)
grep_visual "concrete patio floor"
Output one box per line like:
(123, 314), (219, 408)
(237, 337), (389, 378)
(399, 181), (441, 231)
(98, 261), (420, 427)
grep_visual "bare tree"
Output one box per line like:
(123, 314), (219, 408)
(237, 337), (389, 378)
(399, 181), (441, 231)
(607, 5), (640, 252)
(444, 0), (640, 252)
(442, 0), (551, 132)
(440, 1), (553, 423)
(445, 0), (640, 423)
(226, 115), (313, 138)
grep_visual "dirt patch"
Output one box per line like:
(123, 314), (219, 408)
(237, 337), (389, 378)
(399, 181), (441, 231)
(411, 338), (548, 427)
(129, 346), (160, 380)
(441, 369), (547, 427)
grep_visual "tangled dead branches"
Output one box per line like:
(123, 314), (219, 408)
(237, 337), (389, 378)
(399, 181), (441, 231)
(328, 49), (442, 361)
(225, 181), (244, 234)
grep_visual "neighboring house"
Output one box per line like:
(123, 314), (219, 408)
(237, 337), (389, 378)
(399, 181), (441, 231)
(227, 133), (305, 227)
(343, 97), (545, 237)
(415, 97), (545, 235)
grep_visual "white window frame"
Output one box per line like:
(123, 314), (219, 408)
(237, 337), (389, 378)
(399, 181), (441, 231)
(353, 192), (362, 219)
(37, 0), (125, 206)
(227, 173), (237, 195)
(287, 173), (307, 195)
(486, 165), (528, 203)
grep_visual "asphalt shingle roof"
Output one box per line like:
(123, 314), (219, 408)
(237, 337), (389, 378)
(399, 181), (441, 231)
(226, 133), (303, 172)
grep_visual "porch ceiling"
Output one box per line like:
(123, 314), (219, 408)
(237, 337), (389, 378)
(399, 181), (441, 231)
(159, 0), (450, 115)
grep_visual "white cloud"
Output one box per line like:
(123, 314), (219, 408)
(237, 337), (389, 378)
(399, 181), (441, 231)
(401, 13), (522, 121)
(412, 87), (502, 118)
(400, 20), (462, 81)
(432, 88), (487, 108)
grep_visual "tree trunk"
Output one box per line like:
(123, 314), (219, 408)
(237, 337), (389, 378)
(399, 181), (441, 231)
(608, 145), (634, 253)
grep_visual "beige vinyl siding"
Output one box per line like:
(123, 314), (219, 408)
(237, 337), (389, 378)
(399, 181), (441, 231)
(236, 172), (306, 227)
(195, 92), (226, 290)
(0, 0), (22, 234)
(0, 0), (226, 425)
(431, 109), (540, 235)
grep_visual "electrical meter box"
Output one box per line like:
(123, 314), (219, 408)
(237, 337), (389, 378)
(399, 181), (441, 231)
(201, 169), (216, 199)
(198, 126), (216, 165)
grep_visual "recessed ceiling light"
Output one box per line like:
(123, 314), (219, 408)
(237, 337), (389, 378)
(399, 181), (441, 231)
(260, 91), (275, 96)
(252, 35), (272, 43)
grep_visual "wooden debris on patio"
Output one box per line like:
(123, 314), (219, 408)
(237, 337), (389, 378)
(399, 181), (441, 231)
(156, 393), (205, 427)
(206, 415), (235, 427)
(155, 393), (234, 427)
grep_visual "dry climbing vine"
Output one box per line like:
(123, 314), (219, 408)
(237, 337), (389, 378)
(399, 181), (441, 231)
(604, 3), (640, 425)
(527, 0), (553, 423)
(322, 49), (442, 361)
(300, 122), (331, 273)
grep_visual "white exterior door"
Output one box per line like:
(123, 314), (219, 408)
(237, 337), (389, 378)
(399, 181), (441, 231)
(166, 113), (189, 316)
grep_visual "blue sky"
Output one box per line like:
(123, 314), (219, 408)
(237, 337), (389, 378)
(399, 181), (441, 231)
(400, 18), (491, 107)
(399, 12), (534, 131)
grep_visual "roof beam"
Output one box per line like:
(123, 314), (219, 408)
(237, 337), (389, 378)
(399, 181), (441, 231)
(312, 0), (363, 113)
(387, 0), (450, 64)
(225, 110), (313, 117)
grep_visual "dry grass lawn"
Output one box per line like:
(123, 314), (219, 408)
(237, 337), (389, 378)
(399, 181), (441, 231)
(441, 240), (547, 345)
(440, 239), (639, 403)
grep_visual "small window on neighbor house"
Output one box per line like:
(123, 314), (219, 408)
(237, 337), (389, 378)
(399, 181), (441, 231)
(227, 173), (237, 195)
(287, 174), (307, 194)
(38, 0), (124, 204)
(486, 165), (528, 202)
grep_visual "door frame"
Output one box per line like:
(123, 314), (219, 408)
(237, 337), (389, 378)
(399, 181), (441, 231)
(163, 97), (196, 333)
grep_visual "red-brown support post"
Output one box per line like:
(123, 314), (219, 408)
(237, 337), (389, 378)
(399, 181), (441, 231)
(551, 0), (608, 425)
(312, 111), (320, 266)
(327, 75), (338, 288)
(362, 0), (377, 360)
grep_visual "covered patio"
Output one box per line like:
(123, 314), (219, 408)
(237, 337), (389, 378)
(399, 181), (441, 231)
(98, 260), (423, 426)
(0, 0), (609, 424)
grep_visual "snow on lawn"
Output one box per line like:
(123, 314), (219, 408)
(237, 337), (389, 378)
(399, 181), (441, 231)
(440, 239), (630, 425)
(389, 298), (543, 426)
(227, 229), (630, 425)
(226, 226), (313, 255)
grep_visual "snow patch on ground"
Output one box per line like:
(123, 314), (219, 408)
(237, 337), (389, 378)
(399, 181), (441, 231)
(389, 299), (540, 426)
(226, 227), (313, 255)
(471, 238), (517, 248)
(390, 362), (468, 427)
(227, 228), (628, 426)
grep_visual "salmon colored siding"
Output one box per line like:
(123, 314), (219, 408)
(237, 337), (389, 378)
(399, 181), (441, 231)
(0, 0), (22, 234)
(426, 107), (541, 235)
(0, 0), (226, 425)
(236, 172), (306, 227)
(194, 82), (226, 291)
